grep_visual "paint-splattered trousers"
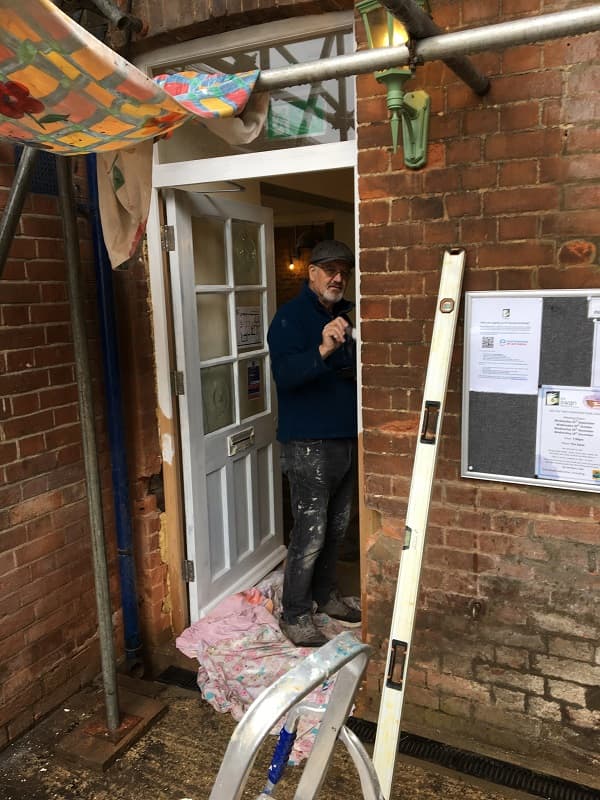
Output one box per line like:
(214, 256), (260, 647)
(280, 438), (357, 623)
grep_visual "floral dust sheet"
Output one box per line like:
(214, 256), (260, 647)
(176, 570), (361, 764)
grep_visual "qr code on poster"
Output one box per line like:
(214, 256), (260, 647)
(481, 336), (494, 348)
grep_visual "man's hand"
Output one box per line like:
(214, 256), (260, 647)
(319, 316), (350, 359)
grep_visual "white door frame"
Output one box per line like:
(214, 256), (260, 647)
(143, 12), (358, 622)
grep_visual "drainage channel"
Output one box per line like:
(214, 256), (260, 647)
(346, 717), (600, 800)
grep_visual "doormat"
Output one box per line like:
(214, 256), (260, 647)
(155, 666), (199, 692)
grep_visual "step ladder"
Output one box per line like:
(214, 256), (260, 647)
(208, 630), (384, 800)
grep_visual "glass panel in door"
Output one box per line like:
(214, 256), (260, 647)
(232, 219), (261, 285)
(196, 293), (231, 360)
(201, 363), (234, 433)
(192, 217), (227, 284)
(238, 356), (267, 420)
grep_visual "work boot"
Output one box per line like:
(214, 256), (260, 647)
(317, 591), (361, 626)
(279, 613), (328, 647)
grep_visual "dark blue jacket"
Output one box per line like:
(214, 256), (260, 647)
(267, 281), (357, 442)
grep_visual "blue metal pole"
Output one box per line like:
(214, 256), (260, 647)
(85, 153), (142, 668)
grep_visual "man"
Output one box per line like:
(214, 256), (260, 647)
(267, 240), (361, 647)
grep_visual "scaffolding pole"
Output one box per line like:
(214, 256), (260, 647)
(380, 0), (490, 95)
(56, 156), (121, 733)
(0, 147), (38, 278)
(256, 4), (600, 91)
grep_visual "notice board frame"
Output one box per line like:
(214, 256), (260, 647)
(461, 289), (600, 493)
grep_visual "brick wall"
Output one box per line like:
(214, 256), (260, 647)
(112, 259), (167, 647)
(129, 0), (353, 54)
(357, 0), (600, 786)
(0, 147), (164, 747)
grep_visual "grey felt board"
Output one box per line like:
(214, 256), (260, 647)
(467, 392), (538, 477)
(539, 296), (594, 387)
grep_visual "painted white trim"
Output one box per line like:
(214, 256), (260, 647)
(133, 11), (353, 74)
(152, 140), (356, 188)
(147, 190), (173, 428)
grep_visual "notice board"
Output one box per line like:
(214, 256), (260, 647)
(461, 290), (600, 493)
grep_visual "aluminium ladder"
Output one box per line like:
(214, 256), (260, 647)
(208, 630), (384, 800)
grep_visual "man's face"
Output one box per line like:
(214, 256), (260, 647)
(308, 260), (352, 307)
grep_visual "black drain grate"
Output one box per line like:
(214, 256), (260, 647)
(155, 666), (199, 692)
(345, 718), (600, 800)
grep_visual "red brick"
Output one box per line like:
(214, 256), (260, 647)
(483, 186), (559, 214)
(499, 103), (540, 131)
(489, 72), (563, 104)
(3, 410), (54, 440)
(502, 45), (542, 74)
(463, 108), (499, 135)
(541, 210), (600, 237)
(446, 193), (481, 217)
(498, 216), (539, 241)
(360, 200), (390, 225)
(485, 129), (562, 161)
(357, 148), (390, 175)
(564, 125), (600, 154)
(558, 240), (596, 265)
(460, 219), (496, 243)
(498, 161), (538, 187)
(20, 217), (63, 238)
(497, 269), (535, 290)
(423, 166), (461, 193)
(423, 220), (459, 244)
(447, 138), (482, 165)
(533, 518), (600, 545)
(478, 242), (554, 268)
(461, 164), (497, 190)
(538, 265), (599, 290)
(361, 222), (423, 248)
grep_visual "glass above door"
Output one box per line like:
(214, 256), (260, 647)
(151, 15), (355, 163)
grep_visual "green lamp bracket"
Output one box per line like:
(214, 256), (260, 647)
(376, 68), (430, 169)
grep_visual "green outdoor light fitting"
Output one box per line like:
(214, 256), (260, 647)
(357, 0), (431, 168)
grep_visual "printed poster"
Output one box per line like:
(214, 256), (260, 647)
(469, 296), (543, 395)
(247, 361), (261, 400)
(236, 306), (262, 348)
(536, 386), (600, 487)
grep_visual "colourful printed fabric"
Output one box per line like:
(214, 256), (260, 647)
(0, 0), (259, 154)
(176, 570), (361, 765)
(153, 71), (260, 119)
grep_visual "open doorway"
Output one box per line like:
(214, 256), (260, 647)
(260, 167), (360, 600)
(156, 164), (357, 622)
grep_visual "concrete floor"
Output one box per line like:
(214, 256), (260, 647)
(0, 677), (531, 800)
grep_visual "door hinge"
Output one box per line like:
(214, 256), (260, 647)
(161, 224), (175, 252)
(183, 560), (195, 582)
(171, 370), (185, 396)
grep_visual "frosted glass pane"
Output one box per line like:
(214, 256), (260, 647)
(232, 220), (261, 285)
(202, 364), (234, 433)
(196, 293), (230, 360)
(192, 217), (227, 284)
(235, 290), (264, 353)
(238, 357), (266, 420)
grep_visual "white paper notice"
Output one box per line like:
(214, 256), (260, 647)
(536, 386), (600, 487)
(236, 306), (262, 348)
(469, 296), (543, 394)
